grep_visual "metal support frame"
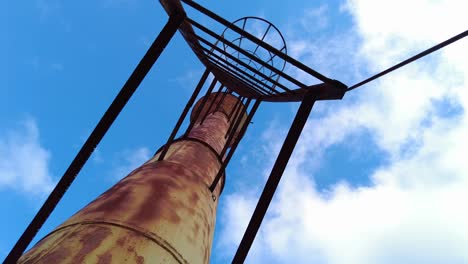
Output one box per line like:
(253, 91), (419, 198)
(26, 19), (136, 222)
(196, 38), (293, 93)
(188, 18), (308, 92)
(232, 91), (316, 263)
(228, 96), (242, 121)
(8, 0), (456, 260)
(220, 98), (251, 158)
(209, 99), (261, 192)
(225, 97), (247, 139)
(158, 68), (209, 160)
(5, 0), (355, 261)
(181, 0), (333, 83)
(206, 62), (265, 97)
(4, 13), (185, 264)
(200, 84), (224, 124)
(214, 87), (230, 113)
(195, 39), (281, 93)
(202, 54), (274, 96)
(184, 77), (218, 136)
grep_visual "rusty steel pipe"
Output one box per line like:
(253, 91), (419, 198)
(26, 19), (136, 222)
(18, 93), (246, 264)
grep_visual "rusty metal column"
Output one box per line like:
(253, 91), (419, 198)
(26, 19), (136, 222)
(18, 93), (246, 264)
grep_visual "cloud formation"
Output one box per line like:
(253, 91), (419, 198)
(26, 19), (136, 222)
(218, 0), (468, 263)
(0, 119), (55, 196)
(111, 147), (151, 180)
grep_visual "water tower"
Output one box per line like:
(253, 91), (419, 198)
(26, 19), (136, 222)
(6, 0), (346, 263)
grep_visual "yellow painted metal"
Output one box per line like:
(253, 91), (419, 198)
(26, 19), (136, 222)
(19, 94), (244, 264)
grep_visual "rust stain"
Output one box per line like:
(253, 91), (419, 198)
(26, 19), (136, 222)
(190, 191), (200, 206)
(86, 188), (132, 215)
(74, 226), (112, 263)
(35, 246), (71, 264)
(97, 252), (112, 264)
(190, 93), (247, 148)
(19, 93), (244, 264)
(128, 169), (183, 225)
(116, 237), (126, 247)
(136, 255), (145, 264)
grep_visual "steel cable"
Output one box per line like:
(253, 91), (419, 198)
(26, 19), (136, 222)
(347, 29), (468, 92)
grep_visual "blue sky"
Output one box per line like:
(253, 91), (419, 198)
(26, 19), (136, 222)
(2, 0), (468, 263)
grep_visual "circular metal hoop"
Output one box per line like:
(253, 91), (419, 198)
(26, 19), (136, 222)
(218, 17), (287, 91)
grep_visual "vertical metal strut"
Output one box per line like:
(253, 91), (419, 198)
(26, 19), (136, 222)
(232, 91), (316, 263)
(185, 77), (217, 135)
(224, 98), (252, 138)
(200, 84), (224, 124)
(4, 13), (185, 264)
(221, 98), (251, 158)
(158, 68), (209, 160)
(209, 99), (261, 192)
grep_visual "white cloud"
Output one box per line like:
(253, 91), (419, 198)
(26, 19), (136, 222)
(0, 119), (55, 196)
(283, 9), (366, 87)
(300, 5), (329, 31)
(219, 0), (468, 263)
(112, 147), (151, 180)
(344, 0), (468, 69)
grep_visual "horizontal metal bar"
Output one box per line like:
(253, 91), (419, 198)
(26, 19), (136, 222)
(208, 60), (273, 98)
(198, 47), (277, 96)
(193, 50), (262, 96)
(181, 0), (333, 83)
(200, 48), (274, 95)
(196, 35), (295, 94)
(186, 17), (309, 90)
(207, 65), (261, 98)
(203, 55), (273, 96)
